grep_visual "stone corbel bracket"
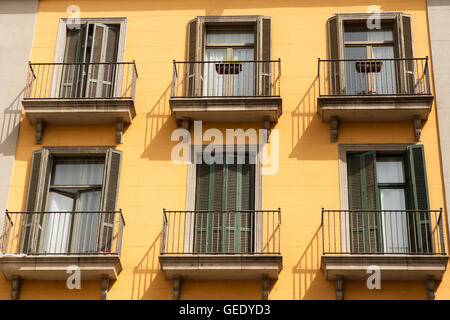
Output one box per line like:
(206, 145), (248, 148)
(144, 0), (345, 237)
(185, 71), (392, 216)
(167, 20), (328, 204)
(330, 116), (339, 143)
(413, 115), (422, 142)
(35, 119), (44, 144)
(116, 119), (124, 144)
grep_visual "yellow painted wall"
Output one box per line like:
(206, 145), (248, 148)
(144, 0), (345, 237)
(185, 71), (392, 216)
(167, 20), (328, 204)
(1, 0), (448, 300)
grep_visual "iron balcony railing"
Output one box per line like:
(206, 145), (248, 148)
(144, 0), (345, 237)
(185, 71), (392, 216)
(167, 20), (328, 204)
(171, 59), (281, 98)
(321, 208), (446, 255)
(25, 61), (138, 100)
(0, 210), (125, 256)
(318, 57), (431, 96)
(161, 209), (281, 255)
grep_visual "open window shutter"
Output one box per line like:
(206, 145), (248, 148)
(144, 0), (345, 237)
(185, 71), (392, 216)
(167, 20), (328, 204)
(238, 161), (254, 253)
(99, 149), (122, 253)
(194, 163), (210, 253)
(406, 145), (432, 253)
(328, 16), (342, 95)
(22, 149), (52, 254)
(225, 163), (238, 253)
(258, 16), (272, 96)
(397, 14), (415, 94)
(347, 152), (381, 253)
(186, 19), (198, 97)
(60, 24), (86, 98)
(86, 23), (119, 98)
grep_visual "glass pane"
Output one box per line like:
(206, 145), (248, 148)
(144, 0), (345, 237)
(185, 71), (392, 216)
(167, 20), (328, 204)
(52, 159), (104, 186)
(368, 25), (394, 42)
(344, 24), (368, 42)
(380, 188), (409, 253)
(232, 48), (255, 96)
(345, 46), (368, 94)
(344, 24), (393, 42)
(376, 157), (404, 183)
(44, 192), (74, 254)
(206, 29), (254, 44)
(372, 46), (397, 94)
(203, 49), (227, 96)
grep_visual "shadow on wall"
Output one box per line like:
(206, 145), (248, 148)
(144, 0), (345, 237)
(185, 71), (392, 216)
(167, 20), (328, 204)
(0, 87), (25, 157)
(131, 231), (171, 299)
(141, 83), (180, 161)
(292, 224), (335, 299)
(289, 76), (333, 160)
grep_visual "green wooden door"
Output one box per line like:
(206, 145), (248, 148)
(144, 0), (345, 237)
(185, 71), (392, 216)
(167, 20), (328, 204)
(347, 151), (382, 253)
(194, 154), (255, 253)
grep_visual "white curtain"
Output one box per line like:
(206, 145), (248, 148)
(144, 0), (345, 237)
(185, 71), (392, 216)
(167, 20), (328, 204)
(232, 49), (254, 96)
(203, 49), (227, 96)
(372, 46), (396, 94)
(44, 192), (74, 254)
(72, 191), (102, 253)
(380, 189), (409, 253)
(377, 158), (409, 253)
(52, 160), (104, 186)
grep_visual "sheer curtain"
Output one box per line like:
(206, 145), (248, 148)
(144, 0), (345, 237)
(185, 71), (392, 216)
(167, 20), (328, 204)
(44, 192), (74, 254)
(376, 158), (409, 253)
(372, 46), (396, 94)
(232, 49), (254, 96)
(203, 49), (227, 96)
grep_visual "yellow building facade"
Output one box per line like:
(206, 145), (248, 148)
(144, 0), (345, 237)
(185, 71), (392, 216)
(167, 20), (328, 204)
(0, 0), (448, 300)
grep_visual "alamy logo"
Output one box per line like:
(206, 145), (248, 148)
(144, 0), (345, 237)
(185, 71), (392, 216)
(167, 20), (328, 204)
(366, 5), (382, 30)
(366, 265), (381, 290)
(170, 121), (279, 175)
(66, 265), (81, 290)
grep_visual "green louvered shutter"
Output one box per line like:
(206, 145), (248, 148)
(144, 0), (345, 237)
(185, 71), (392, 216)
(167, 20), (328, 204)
(194, 163), (210, 253)
(194, 155), (255, 253)
(347, 152), (381, 253)
(239, 161), (255, 253)
(98, 149), (122, 253)
(406, 145), (432, 253)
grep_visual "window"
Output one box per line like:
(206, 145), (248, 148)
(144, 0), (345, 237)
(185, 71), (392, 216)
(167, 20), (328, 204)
(344, 23), (396, 94)
(22, 147), (122, 254)
(54, 18), (127, 99)
(186, 15), (271, 97)
(203, 28), (255, 96)
(347, 145), (432, 254)
(194, 154), (255, 253)
(327, 12), (415, 95)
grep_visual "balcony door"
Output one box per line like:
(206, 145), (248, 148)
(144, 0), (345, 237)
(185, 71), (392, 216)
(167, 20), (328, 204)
(203, 28), (255, 97)
(194, 154), (255, 253)
(347, 146), (433, 254)
(42, 158), (104, 254)
(60, 23), (119, 99)
(344, 23), (397, 95)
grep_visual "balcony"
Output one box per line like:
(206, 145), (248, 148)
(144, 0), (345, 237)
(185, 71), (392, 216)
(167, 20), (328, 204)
(321, 209), (448, 299)
(0, 210), (125, 299)
(317, 58), (434, 142)
(169, 60), (282, 128)
(158, 209), (282, 299)
(22, 62), (138, 144)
